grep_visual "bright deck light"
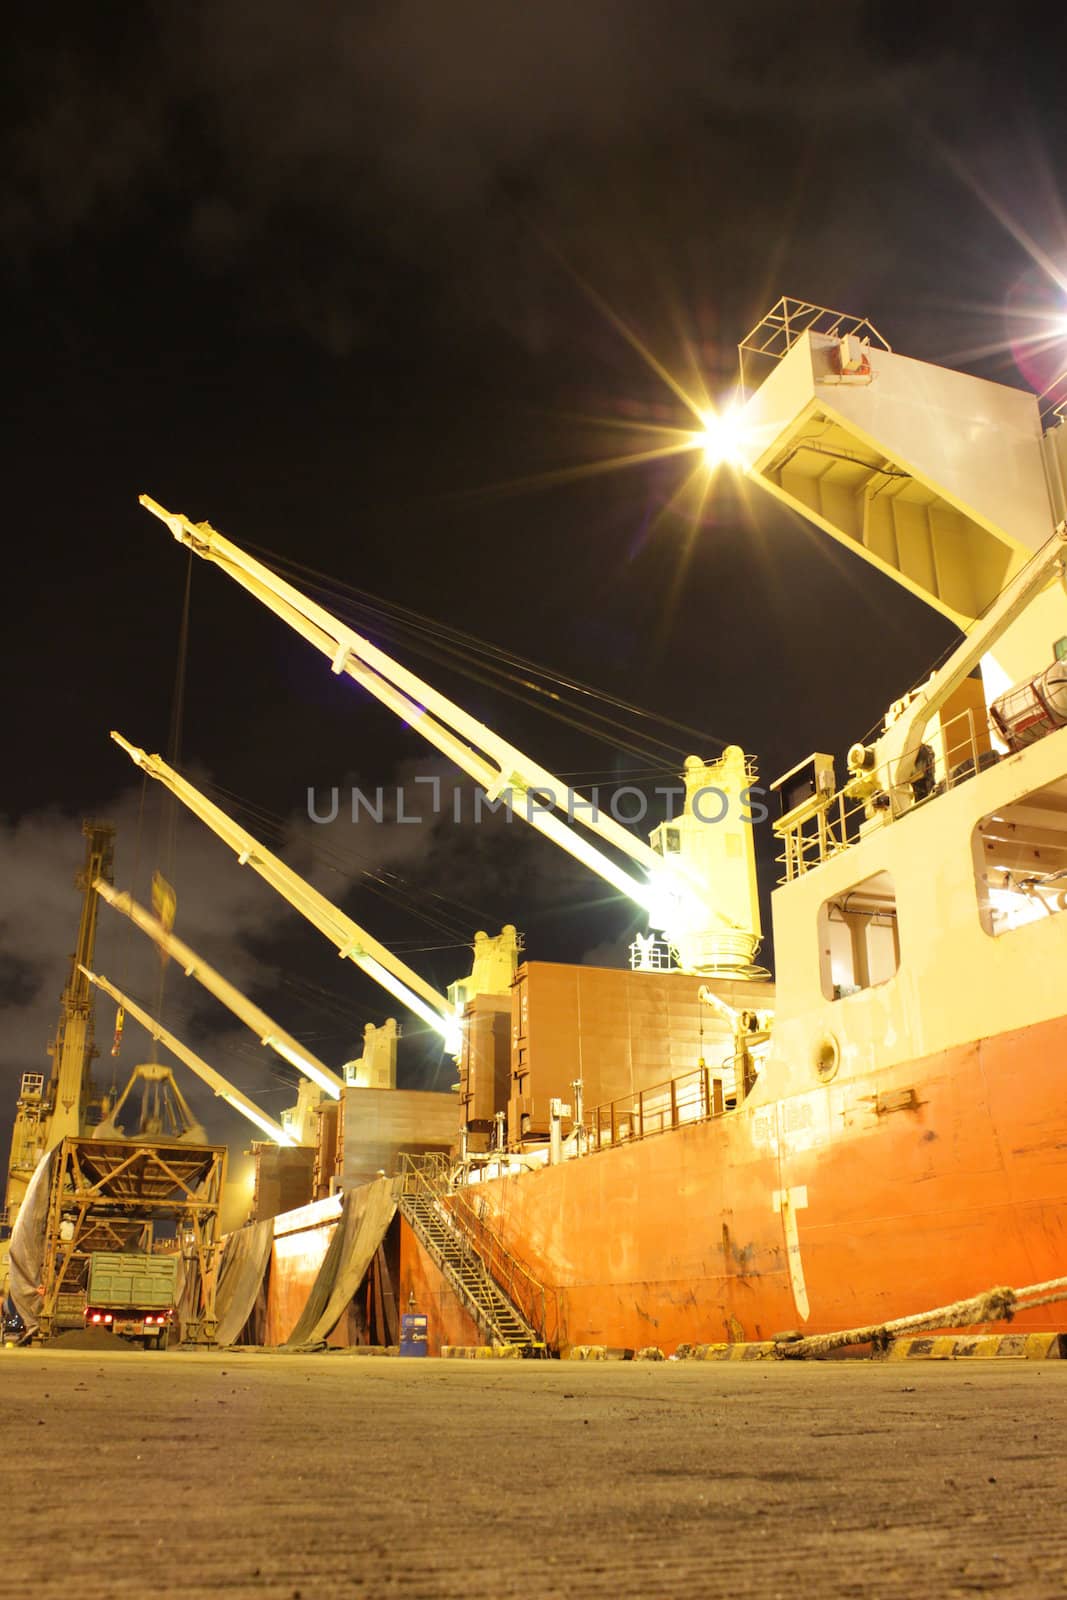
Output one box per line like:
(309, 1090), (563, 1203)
(697, 409), (745, 469)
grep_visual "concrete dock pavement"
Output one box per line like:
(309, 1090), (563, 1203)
(1, 1347), (1065, 1598)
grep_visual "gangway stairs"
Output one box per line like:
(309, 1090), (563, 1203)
(398, 1155), (549, 1353)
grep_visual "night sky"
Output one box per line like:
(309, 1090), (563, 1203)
(4, 2), (1067, 1164)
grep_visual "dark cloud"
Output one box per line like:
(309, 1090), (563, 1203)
(3, 2), (1007, 353)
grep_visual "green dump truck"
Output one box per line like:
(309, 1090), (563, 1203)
(85, 1251), (179, 1349)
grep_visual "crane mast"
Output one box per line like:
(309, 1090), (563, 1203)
(138, 497), (763, 975)
(47, 821), (115, 1143)
(111, 732), (465, 1048)
(1, 821), (114, 1288)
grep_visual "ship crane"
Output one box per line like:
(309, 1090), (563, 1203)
(79, 966), (297, 1146)
(138, 497), (763, 976)
(93, 879), (345, 1100)
(734, 298), (1067, 816)
(111, 732), (469, 1051)
(853, 527), (1067, 815)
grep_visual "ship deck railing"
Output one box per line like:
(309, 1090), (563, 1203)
(775, 705), (993, 883)
(585, 1062), (732, 1151)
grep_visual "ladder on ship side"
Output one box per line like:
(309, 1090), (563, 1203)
(398, 1154), (547, 1354)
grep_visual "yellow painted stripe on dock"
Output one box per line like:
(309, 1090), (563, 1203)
(440, 1345), (525, 1359)
(681, 1343), (778, 1361)
(888, 1333), (1063, 1360)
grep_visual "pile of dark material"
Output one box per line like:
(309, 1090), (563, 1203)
(45, 1328), (123, 1351)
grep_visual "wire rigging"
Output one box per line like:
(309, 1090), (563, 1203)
(149, 549), (195, 1051)
(200, 777), (488, 942)
(240, 538), (731, 762)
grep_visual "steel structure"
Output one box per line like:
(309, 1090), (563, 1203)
(3, 822), (114, 1262)
(735, 299), (1067, 690)
(737, 296), (890, 396)
(81, 967), (298, 1146)
(38, 1134), (226, 1343)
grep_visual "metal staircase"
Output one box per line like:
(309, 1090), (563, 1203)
(398, 1154), (550, 1353)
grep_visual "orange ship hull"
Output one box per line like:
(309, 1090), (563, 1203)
(467, 1012), (1067, 1352)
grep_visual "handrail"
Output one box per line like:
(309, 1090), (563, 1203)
(585, 1063), (728, 1151)
(399, 1153), (558, 1348)
(446, 1182), (557, 1349)
(774, 706), (993, 883)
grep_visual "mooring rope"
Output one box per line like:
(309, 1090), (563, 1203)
(775, 1274), (1067, 1359)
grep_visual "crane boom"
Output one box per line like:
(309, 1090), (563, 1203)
(93, 879), (345, 1099)
(79, 966), (297, 1145)
(139, 495), (671, 913)
(110, 732), (460, 1046)
(869, 526), (1067, 809)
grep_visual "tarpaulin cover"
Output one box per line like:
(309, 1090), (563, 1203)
(214, 1218), (274, 1347)
(284, 1177), (397, 1347)
(7, 1148), (57, 1333)
(172, 1251), (200, 1343)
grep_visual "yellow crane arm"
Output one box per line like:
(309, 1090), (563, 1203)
(93, 879), (345, 1099)
(110, 732), (459, 1047)
(78, 966), (297, 1146)
(138, 494), (669, 915)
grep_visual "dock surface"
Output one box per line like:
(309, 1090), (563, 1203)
(3, 1348), (1065, 1597)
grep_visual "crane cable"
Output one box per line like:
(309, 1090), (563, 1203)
(201, 777), (495, 939)
(149, 549), (195, 1056)
(242, 540), (733, 763)
(109, 773), (148, 1084)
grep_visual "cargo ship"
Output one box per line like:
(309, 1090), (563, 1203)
(455, 305), (1067, 1352)
(10, 298), (1067, 1355)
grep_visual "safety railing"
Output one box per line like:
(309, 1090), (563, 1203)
(400, 1152), (559, 1350)
(737, 298), (890, 394)
(774, 706), (994, 883)
(586, 1064), (728, 1151)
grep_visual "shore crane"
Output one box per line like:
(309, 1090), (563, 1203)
(138, 496), (763, 976)
(111, 733), (517, 1051)
(2, 822), (114, 1261)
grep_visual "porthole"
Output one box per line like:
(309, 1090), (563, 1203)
(814, 1034), (840, 1083)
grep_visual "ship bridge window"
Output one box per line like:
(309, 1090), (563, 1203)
(974, 776), (1067, 936)
(818, 870), (899, 1000)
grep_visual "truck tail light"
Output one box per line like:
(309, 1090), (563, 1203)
(104, 1314), (113, 1324)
